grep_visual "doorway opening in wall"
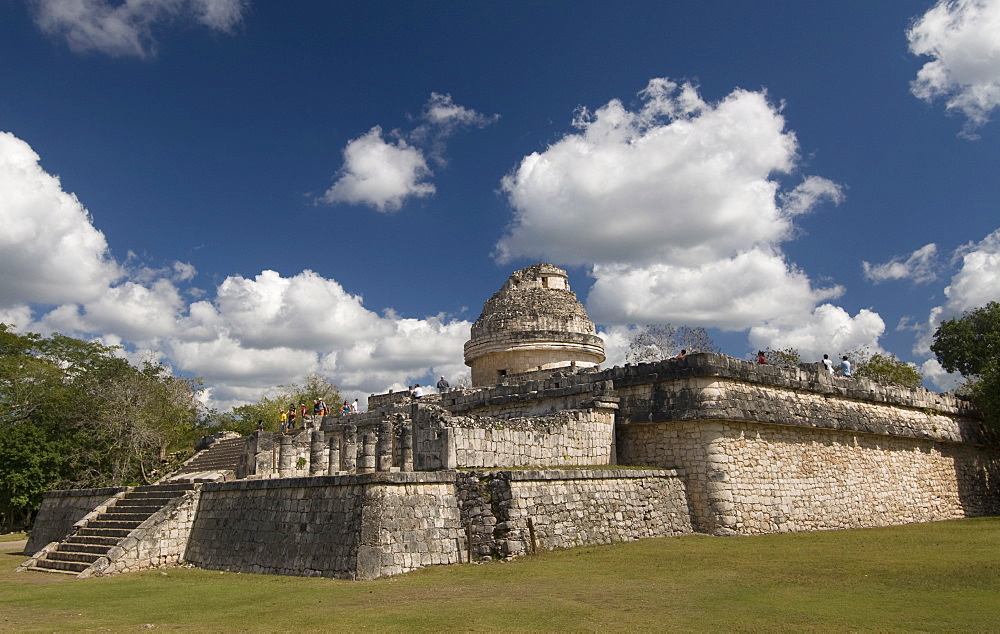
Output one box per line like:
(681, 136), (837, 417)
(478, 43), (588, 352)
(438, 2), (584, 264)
(541, 277), (549, 288)
(498, 369), (507, 382)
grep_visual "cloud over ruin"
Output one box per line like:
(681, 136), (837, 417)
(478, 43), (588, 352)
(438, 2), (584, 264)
(908, 0), (1000, 137)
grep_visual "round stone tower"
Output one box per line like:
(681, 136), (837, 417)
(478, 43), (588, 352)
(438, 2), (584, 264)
(464, 263), (606, 387)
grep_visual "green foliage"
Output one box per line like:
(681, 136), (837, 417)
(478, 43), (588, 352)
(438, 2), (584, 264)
(840, 346), (923, 388)
(203, 372), (342, 435)
(0, 323), (203, 529)
(759, 347), (801, 367)
(854, 352), (923, 387)
(932, 302), (1000, 427)
(626, 324), (720, 363)
(0, 424), (61, 532)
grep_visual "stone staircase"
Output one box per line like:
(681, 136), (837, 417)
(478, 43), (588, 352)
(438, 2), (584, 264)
(165, 434), (247, 482)
(27, 483), (196, 576)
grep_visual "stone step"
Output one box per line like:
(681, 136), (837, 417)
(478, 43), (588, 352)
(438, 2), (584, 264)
(180, 462), (239, 471)
(35, 558), (90, 573)
(46, 550), (101, 565)
(87, 519), (144, 530)
(183, 453), (243, 463)
(56, 542), (111, 556)
(111, 501), (165, 512)
(27, 565), (79, 576)
(100, 512), (154, 523)
(76, 527), (132, 539)
(63, 534), (120, 547)
(122, 491), (184, 504)
(133, 483), (196, 494)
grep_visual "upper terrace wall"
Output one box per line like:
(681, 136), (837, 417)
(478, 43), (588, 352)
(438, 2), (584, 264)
(606, 353), (989, 444)
(608, 354), (1000, 535)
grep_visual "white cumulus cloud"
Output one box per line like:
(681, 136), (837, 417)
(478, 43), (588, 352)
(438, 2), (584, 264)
(320, 126), (435, 213)
(0, 131), (471, 410)
(908, 0), (1000, 136)
(862, 243), (939, 284)
(749, 304), (887, 363)
(910, 228), (1000, 389)
(498, 78), (845, 336)
(31, 0), (246, 58)
(322, 94), (498, 212)
(0, 131), (122, 307)
(587, 249), (842, 329)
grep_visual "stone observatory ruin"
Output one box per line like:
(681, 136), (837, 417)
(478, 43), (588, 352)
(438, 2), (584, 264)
(464, 263), (606, 387)
(20, 263), (1000, 581)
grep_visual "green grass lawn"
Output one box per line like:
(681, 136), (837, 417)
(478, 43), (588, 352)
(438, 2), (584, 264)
(3, 518), (999, 631)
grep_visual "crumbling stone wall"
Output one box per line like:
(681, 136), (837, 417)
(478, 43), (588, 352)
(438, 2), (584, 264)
(456, 469), (692, 558)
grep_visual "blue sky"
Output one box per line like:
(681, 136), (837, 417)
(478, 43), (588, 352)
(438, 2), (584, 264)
(1, 0), (999, 410)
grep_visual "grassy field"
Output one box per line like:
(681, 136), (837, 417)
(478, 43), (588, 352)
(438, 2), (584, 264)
(2, 518), (999, 631)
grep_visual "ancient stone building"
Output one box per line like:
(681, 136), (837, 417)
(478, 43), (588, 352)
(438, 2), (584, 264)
(464, 263), (606, 387)
(20, 263), (1000, 581)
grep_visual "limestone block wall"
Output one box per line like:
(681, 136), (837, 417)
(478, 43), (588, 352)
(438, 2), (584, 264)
(183, 473), (463, 580)
(456, 469), (692, 558)
(618, 419), (1000, 535)
(448, 410), (615, 468)
(25, 487), (127, 554)
(607, 354), (983, 439)
(411, 406), (616, 470)
(84, 488), (201, 577)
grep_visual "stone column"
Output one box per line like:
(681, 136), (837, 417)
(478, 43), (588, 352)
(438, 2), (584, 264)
(327, 433), (341, 475)
(399, 422), (413, 472)
(376, 419), (393, 472)
(359, 430), (377, 474)
(309, 429), (327, 476)
(278, 434), (295, 477)
(700, 423), (738, 536)
(342, 424), (358, 473)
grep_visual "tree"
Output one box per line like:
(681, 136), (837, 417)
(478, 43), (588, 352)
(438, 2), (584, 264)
(932, 301), (1000, 426)
(206, 372), (342, 435)
(0, 422), (61, 531)
(841, 346), (923, 388)
(0, 323), (205, 524)
(759, 347), (801, 367)
(855, 353), (923, 387)
(626, 324), (720, 363)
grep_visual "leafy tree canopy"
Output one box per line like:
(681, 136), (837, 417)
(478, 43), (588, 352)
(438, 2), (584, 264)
(626, 324), (720, 363)
(203, 373), (342, 435)
(758, 347), (801, 367)
(0, 324), (203, 530)
(931, 302), (1000, 427)
(840, 346), (923, 388)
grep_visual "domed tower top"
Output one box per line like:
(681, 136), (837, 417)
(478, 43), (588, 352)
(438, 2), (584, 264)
(464, 263), (605, 387)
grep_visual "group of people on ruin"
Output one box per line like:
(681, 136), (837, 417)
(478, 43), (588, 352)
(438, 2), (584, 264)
(410, 376), (451, 400)
(822, 354), (852, 376)
(272, 397), (363, 433)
